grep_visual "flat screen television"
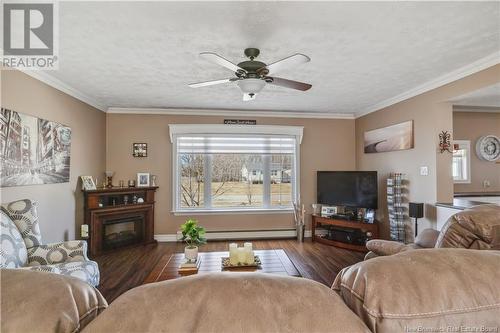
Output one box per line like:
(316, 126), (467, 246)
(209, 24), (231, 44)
(317, 171), (378, 209)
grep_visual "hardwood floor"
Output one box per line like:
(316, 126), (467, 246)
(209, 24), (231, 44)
(94, 239), (365, 303)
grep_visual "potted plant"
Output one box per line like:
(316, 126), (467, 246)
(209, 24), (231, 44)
(180, 218), (206, 261)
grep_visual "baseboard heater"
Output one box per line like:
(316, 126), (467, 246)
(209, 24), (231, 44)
(154, 229), (314, 242)
(204, 229), (298, 240)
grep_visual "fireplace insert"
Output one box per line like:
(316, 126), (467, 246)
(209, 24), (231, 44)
(102, 215), (145, 250)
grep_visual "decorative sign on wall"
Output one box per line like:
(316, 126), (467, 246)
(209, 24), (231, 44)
(364, 120), (414, 154)
(223, 119), (257, 125)
(1, 108), (72, 187)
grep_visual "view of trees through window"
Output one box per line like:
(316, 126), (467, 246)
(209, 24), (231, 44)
(179, 153), (294, 210)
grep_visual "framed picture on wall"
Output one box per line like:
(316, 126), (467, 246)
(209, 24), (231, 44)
(364, 120), (414, 154)
(137, 173), (150, 187)
(133, 143), (148, 157)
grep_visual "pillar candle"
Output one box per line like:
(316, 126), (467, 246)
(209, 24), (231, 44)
(237, 247), (246, 264)
(244, 242), (254, 264)
(229, 243), (238, 265)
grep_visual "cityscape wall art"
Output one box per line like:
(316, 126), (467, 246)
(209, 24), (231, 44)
(1, 108), (72, 187)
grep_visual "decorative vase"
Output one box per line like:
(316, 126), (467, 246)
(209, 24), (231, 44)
(184, 246), (198, 261)
(105, 171), (114, 188)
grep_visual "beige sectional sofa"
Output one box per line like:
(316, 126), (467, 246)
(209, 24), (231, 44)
(365, 204), (500, 259)
(2, 205), (499, 332)
(2, 248), (499, 333)
(333, 249), (500, 332)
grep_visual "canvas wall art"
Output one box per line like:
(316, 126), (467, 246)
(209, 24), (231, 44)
(364, 120), (414, 154)
(1, 108), (72, 187)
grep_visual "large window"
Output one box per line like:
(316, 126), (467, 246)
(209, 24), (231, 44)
(452, 140), (471, 183)
(171, 125), (301, 213)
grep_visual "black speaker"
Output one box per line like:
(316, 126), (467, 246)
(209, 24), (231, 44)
(409, 202), (424, 237)
(409, 202), (424, 218)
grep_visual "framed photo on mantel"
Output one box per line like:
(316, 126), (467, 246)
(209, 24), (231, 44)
(137, 172), (150, 187)
(81, 176), (97, 191)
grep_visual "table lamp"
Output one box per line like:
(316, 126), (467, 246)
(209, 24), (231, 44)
(409, 202), (424, 238)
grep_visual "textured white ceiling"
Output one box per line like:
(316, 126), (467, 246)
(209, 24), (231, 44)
(450, 83), (500, 108)
(44, 1), (500, 115)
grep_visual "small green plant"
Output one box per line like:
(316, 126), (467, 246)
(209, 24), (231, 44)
(180, 218), (207, 249)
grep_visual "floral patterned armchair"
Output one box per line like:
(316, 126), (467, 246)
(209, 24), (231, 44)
(0, 199), (99, 286)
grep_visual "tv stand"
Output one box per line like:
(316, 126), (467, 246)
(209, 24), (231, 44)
(311, 215), (379, 252)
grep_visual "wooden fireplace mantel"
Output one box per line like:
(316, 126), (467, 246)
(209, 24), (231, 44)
(83, 186), (158, 257)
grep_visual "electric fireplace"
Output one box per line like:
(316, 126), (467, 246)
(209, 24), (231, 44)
(83, 186), (158, 256)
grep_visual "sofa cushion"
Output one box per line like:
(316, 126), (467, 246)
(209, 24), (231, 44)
(1, 269), (107, 333)
(1, 199), (42, 248)
(415, 228), (439, 248)
(83, 272), (371, 333)
(332, 249), (500, 332)
(0, 210), (28, 268)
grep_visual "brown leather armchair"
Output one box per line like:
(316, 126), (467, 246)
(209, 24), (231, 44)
(365, 204), (500, 260)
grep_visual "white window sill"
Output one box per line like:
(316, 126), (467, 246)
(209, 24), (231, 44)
(172, 208), (294, 216)
(454, 180), (471, 184)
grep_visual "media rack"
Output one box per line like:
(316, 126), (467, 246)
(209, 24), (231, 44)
(311, 215), (379, 252)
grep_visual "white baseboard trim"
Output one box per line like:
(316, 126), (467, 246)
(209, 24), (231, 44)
(155, 229), (312, 242)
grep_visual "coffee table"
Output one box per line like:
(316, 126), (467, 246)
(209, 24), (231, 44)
(144, 249), (301, 284)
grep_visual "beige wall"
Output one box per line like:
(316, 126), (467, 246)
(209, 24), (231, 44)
(356, 64), (500, 239)
(1, 70), (106, 243)
(3, 65), (498, 242)
(453, 111), (500, 193)
(106, 114), (356, 234)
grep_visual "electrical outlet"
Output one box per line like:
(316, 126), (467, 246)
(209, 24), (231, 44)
(483, 180), (491, 188)
(81, 224), (89, 238)
(420, 166), (429, 176)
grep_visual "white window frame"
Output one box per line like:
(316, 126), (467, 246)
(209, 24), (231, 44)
(169, 124), (303, 215)
(452, 140), (471, 184)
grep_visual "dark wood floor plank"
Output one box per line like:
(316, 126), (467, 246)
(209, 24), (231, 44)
(94, 239), (364, 303)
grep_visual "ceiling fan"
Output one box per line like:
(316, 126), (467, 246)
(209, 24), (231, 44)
(189, 48), (312, 101)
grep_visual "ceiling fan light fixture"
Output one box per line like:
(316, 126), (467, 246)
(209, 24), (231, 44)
(237, 78), (265, 94)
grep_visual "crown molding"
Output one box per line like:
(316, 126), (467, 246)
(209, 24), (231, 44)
(453, 105), (500, 113)
(18, 69), (107, 111)
(16, 50), (499, 120)
(106, 107), (356, 119)
(356, 52), (500, 118)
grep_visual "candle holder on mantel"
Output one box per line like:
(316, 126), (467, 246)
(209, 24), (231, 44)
(105, 171), (114, 188)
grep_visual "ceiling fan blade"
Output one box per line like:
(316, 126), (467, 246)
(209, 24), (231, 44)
(243, 93), (257, 101)
(260, 53), (310, 75)
(267, 77), (312, 91)
(188, 78), (238, 88)
(200, 52), (247, 73)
